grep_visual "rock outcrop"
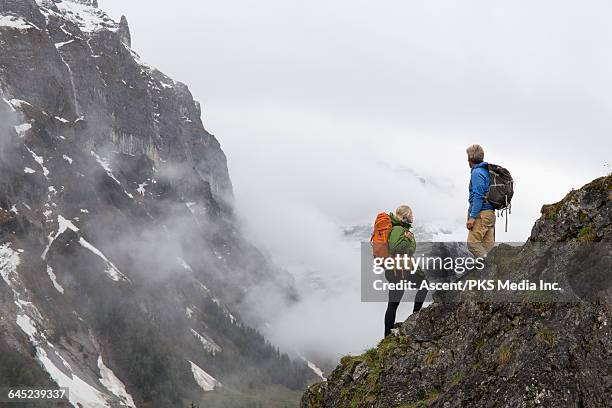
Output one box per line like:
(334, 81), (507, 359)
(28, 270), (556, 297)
(302, 175), (611, 408)
(1, 1), (311, 407)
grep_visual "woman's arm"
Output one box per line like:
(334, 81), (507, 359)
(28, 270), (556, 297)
(388, 226), (416, 255)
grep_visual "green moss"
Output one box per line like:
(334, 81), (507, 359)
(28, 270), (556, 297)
(340, 355), (363, 373)
(336, 336), (416, 407)
(346, 374), (380, 408)
(541, 175), (611, 224)
(396, 401), (427, 408)
(340, 355), (357, 366)
(577, 223), (595, 242)
(474, 337), (486, 350)
(396, 390), (441, 408)
(337, 336), (411, 407)
(377, 333), (409, 354)
(497, 345), (512, 365)
(426, 389), (441, 402)
(588, 174), (612, 192)
(536, 328), (556, 348)
(353, 337), (410, 403)
(541, 203), (561, 221)
(450, 371), (464, 385)
(305, 383), (324, 408)
(364, 347), (378, 362)
(522, 290), (555, 308)
(541, 186), (579, 221)
(579, 224), (592, 236)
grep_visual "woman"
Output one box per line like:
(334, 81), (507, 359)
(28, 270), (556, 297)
(383, 205), (428, 337)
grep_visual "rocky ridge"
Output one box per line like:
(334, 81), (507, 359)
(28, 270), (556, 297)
(302, 175), (611, 408)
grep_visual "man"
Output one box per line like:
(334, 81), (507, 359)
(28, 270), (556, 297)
(466, 144), (496, 257)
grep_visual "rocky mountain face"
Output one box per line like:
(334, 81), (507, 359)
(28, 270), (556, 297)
(302, 175), (611, 408)
(0, 1), (313, 407)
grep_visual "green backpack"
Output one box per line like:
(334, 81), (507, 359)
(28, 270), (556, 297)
(387, 213), (416, 256)
(389, 222), (427, 280)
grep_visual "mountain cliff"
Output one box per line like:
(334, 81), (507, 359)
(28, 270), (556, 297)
(0, 1), (312, 407)
(302, 175), (611, 408)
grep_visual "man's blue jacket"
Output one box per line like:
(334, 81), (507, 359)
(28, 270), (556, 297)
(468, 162), (494, 219)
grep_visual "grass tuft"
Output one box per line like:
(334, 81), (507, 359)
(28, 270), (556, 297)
(424, 350), (437, 365)
(536, 328), (556, 348)
(450, 371), (464, 385)
(577, 224), (595, 242)
(497, 345), (512, 365)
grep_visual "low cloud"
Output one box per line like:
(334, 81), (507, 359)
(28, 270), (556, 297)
(99, 0), (612, 362)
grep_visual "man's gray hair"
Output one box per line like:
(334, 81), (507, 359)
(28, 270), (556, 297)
(466, 144), (485, 163)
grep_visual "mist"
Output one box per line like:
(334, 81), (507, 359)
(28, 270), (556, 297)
(99, 0), (612, 362)
(0, 93), (18, 149)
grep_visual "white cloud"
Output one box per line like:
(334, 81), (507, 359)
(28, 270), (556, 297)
(99, 0), (612, 358)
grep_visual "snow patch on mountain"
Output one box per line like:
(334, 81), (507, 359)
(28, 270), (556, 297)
(91, 151), (133, 198)
(55, 39), (75, 48)
(46, 265), (65, 294)
(39, 216), (128, 282)
(56, 0), (118, 33)
(190, 329), (222, 355)
(90, 151), (116, 181)
(305, 359), (326, 381)
(42, 215), (79, 259)
(0, 243), (22, 297)
(14, 305), (121, 408)
(78, 238), (129, 282)
(177, 256), (193, 271)
(189, 361), (222, 392)
(185, 201), (197, 215)
(136, 182), (147, 195)
(25, 146), (50, 177)
(194, 280), (238, 325)
(15, 123), (31, 137)
(8, 261), (111, 408)
(97, 355), (136, 408)
(8, 99), (30, 110)
(0, 15), (36, 30)
(15, 314), (38, 339)
(38, 346), (109, 408)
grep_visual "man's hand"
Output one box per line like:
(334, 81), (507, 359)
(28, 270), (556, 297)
(466, 218), (476, 230)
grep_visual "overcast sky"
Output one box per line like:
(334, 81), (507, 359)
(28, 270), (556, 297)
(100, 0), (611, 358)
(100, 0), (611, 232)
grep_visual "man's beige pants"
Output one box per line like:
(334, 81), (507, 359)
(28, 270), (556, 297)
(467, 210), (496, 257)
